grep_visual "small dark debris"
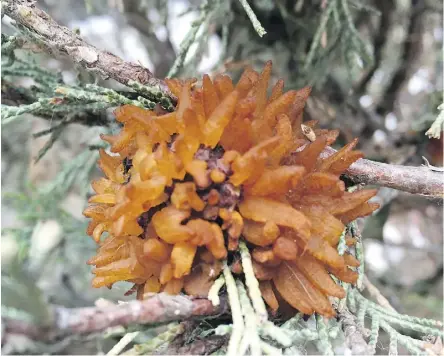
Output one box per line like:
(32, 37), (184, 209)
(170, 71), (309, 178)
(123, 157), (133, 174)
(219, 183), (241, 209)
(136, 202), (167, 234)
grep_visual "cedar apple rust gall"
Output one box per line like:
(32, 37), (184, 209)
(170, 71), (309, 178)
(83, 61), (379, 316)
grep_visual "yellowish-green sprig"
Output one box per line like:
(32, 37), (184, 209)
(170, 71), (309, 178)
(166, 0), (214, 78)
(1, 101), (43, 124)
(286, 327), (319, 344)
(237, 280), (261, 356)
(208, 274), (225, 307)
(347, 288), (444, 355)
(123, 323), (185, 355)
(127, 80), (173, 111)
(223, 262), (244, 356)
(280, 313), (302, 330)
(315, 314), (334, 356)
(239, 240), (268, 322)
(107, 331), (139, 356)
(304, 0), (336, 70)
(260, 321), (293, 347)
(356, 297), (368, 328)
(368, 313), (380, 354)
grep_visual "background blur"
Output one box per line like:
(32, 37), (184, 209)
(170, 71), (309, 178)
(1, 0), (443, 354)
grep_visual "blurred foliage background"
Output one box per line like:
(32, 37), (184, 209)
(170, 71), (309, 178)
(1, 0), (443, 354)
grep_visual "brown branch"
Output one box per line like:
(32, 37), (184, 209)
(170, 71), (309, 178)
(362, 276), (397, 313)
(2, 1), (442, 199)
(321, 147), (444, 199)
(2, 0), (175, 101)
(2, 294), (227, 342)
(335, 304), (372, 355)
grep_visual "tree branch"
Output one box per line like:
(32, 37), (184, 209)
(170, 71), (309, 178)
(2, 0), (175, 101)
(2, 294), (227, 342)
(2, 0), (442, 199)
(321, 147), (443, 199)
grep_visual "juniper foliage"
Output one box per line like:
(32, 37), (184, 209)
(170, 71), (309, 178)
(1, 0), (442, 355)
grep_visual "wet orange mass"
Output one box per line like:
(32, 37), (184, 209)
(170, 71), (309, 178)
(83, 61), (378, 317)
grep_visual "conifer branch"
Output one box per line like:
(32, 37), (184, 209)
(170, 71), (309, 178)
(3, 0), (442, 199)
(2, 294), (226, 342)
(1, 0), (175, 102)
(320, 147), (444, 198)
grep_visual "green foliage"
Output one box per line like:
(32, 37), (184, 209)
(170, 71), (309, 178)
(1, 147), (98, 261)
(217, 0), (379, 90)
(2, 259), (53, 325)
(349, 289), (444, 355)
(1, 1), (442, 355)
(300, 0), (375, 85)
(1, 145), (101, 336)
(124, 323), (185, 355)
(1, 33), (174, 164)
(167, 0), (231, 78)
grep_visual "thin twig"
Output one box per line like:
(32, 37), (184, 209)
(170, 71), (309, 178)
(3, 1), (442, 200)
(238, 0), (267, 37)
(333, 300), (372, 355)
(166, 0), (211, 78)
(304, 0), (336, 70)
(363, 276), (397, 313)
(2, 294), (226, 342)
(320, 147), (444, 198)
(2, 0), (175, 101)
(422, 156), (444, 172)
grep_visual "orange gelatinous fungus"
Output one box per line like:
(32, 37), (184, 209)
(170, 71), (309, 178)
(272, 236), (299, 261)
(143, 238), (171, 262)
(84, 61), (378, 317)
(242, 220), (280, 247)
(184, 262), (220, 297)
(259, 281), (279, 311)
(171, 241), (197, 279)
